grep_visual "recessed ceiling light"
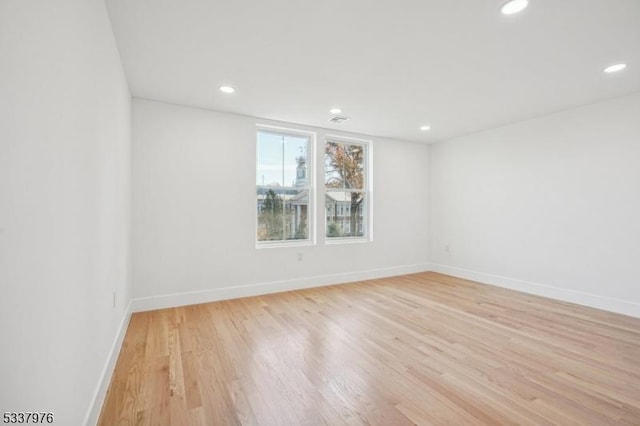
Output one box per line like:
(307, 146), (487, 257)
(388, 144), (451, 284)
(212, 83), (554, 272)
(420, 125), (431, 131)
(501, 0), (529, 15)
(603, 63), (627, 73)
(329, 108), (342, 114)
(219, 85), (235, 93)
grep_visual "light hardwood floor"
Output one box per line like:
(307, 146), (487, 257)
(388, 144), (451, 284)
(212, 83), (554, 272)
(98, 272), (640, 425)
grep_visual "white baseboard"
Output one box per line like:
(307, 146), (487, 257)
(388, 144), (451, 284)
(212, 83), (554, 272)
(83, 301), (133, 426)
(430, 263), (640, 318)
(131, 263), (432, 312)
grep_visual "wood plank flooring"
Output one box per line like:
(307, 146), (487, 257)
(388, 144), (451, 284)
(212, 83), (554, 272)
(98, 272), (640, 425)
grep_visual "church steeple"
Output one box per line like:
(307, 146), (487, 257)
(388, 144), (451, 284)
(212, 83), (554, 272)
(294, 148), (307, 187)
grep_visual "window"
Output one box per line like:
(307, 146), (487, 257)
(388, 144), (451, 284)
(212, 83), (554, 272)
(256, 127), (314, 245)
(325, 138), (370, 240)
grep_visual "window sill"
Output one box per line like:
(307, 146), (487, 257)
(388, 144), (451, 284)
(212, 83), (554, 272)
(325, 237), (371, 245)
(256, 240), (315, 249)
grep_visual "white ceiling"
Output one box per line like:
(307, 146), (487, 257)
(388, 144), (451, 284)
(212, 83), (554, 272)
(105, 0), (640, 143)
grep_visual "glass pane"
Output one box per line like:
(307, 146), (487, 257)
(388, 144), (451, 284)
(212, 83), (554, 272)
(325, 142), (364, 190)
(283, 189), (309, 240)
(326, 192), (366, 238)
(257, 131), (309, 187)
(257, 188), (309, 241)
(257, 188), (284, 241)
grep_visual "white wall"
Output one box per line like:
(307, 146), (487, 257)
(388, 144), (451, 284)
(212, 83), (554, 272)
(0, 1), (131, 424)
(429, 93), (640, 317)
(132, 99), (429, 308)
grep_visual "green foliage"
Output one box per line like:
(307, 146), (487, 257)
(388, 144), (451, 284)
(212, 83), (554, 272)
(327, 222), (342, 238)
(294, 217), (308, 239)
(258, 189), (284, 240)
(263, 189), (283, 214)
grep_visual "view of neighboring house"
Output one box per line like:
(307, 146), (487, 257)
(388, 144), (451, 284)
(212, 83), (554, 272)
(257, 154), (364, 240)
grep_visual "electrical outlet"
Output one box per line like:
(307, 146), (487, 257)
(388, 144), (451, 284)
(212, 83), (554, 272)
(112, 291), (116, 308)
(445, 245), (450, 253)
(297, 252), (303, 261)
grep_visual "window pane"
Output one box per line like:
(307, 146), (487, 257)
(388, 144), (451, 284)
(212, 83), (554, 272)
(257, 188), (309, 241)
(256, 128), (313, 245)
(257, 188), (285, 241)
(325, 142), (364, 190)
(326, 192), (366, 238)
(257, 131), (309, 187)
(283, 189), (309, 240)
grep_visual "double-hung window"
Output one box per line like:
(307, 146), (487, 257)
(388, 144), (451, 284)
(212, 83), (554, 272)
(256, 127), (314, 246)
(324, 138), (370, 241)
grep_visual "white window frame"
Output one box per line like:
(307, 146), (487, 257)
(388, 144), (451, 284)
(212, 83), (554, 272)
(324, 135), (372, 244)
(255, 124), (316, 248)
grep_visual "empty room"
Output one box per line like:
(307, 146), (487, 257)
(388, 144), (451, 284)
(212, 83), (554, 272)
(2, 0), (640, 424)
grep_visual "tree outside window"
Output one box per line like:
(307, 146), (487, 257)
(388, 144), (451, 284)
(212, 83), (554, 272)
(325, 140), (369, 239)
